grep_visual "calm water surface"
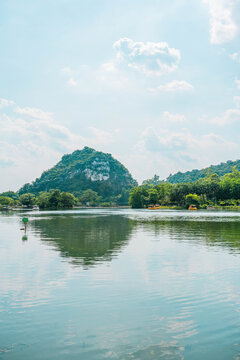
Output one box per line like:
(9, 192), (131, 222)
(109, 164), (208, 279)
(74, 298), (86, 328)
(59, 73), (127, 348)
(1, 209), (240, 359)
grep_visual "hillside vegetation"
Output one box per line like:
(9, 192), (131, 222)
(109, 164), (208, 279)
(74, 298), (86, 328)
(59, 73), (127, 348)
(3, 155), (240, 210)
(166, 160), (240, 184)
(18, 147), (137, 204)
(130, 167), (240, 209)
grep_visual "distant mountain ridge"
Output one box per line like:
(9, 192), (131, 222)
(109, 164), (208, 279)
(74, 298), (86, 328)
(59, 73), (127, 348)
(19, 147), (137, 197)
(166, 159), (240, 184)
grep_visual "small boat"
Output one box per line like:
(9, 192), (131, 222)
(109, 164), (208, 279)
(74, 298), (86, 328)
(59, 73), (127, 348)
(33, 205), (39, 210)
(188, 205), (197, 210)
(207, 206), (215, 210)
(148, 204), (160, 210)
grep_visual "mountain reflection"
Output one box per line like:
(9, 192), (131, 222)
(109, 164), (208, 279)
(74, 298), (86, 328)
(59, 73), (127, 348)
(31, 214), (133, 267)
(31, 212), (240, 268)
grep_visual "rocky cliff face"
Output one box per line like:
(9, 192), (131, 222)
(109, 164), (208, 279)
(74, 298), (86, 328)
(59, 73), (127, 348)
(19, 147), (137, 197)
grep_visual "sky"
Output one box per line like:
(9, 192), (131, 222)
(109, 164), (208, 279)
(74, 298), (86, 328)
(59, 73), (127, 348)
(1, 0), (240, 191)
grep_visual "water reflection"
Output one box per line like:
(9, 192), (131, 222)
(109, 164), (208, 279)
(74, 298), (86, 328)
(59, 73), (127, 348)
(31, 214), (133, 267)
(119, 343), (184, 360)
(2, 210), (240, 359)
(30, 212), (240, 269)
(22, 235), (28, 241)
(131, 217), (240, 252)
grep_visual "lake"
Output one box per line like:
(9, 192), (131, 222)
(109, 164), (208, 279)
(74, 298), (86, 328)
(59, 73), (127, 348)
(1, 209), (240, 360)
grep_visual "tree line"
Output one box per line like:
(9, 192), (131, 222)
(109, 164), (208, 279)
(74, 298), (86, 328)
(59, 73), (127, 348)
(0, 188), (130, 209)
(129, 167), (240, 208)
(2, 167), (240, 210)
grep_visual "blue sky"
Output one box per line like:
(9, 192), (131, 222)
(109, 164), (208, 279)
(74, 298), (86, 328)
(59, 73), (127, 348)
(1, 0), (240, 191)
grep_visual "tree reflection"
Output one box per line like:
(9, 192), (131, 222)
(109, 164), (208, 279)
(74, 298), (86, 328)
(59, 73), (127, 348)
(132, 217), (240, 252)
(31, 212), (240, 268)
(31, 214), (133, 267)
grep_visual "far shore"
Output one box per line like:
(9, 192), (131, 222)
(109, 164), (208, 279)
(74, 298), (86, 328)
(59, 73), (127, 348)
(3, 205), (240, 212)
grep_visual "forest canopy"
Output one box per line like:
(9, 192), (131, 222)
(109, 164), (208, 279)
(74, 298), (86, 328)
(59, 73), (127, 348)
(129, 167), (240, 208)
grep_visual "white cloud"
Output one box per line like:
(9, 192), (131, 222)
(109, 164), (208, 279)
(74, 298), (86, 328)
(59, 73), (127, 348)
(230, 51), (240, 62)
(207, 108), (240, 125)
(61, 66), (73, 75)
(113, 37), (181, 76)
(149, 80), (194, 92)
(61, 67), (79, 87)
(15, 106), (53, 120)
(0, 98), (15, 109)
(0, 100), (118, 190)
(98, 62), (130, 89)
(60, 38), (182, 92)
(203, 0), (238, 44)
(61, 62), (131, 91)
(101, 62), (117, 72)
(67, 77), (78, 87)
(235, 78), (240, 89)
(87, 126), (117, 145)
(162, 112), (186, 123)
(234, 96), (240, 108)
(140, 127), (192, 156)
(126, 127), (238, 182)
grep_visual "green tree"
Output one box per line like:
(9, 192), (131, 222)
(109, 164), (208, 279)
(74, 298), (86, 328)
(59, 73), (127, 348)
(116, 188), (130, 206)
(156, 183), (172, 205)
(170, 183), (192, 206)
(60, 192), (76, 208)
(185, 194), (201, 208)
(0, 191), (19, 200)
(79, 189), (102, 206)
(37, 192), (49, 209)
(148, 188), (159, 204)
(19, 193), (36, 207)
(0, 196), (14, 206)
(142, 174), (161, 185)
(48, 189), (61, 208)
(129, 186), (148, 208)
